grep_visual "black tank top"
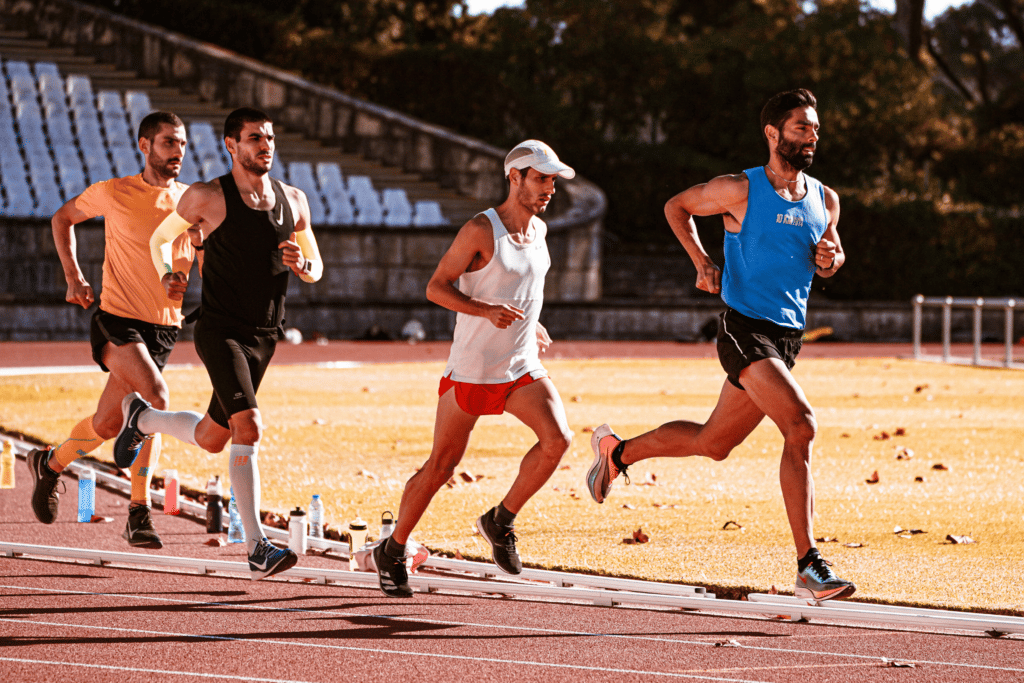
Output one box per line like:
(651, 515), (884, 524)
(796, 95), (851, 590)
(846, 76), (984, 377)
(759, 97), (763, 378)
(200, 173), (295, 329)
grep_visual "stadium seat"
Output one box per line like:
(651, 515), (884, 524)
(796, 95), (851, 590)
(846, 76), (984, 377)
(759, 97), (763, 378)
(111, 146), (141, 177)
(201, 156), (228, 181)
(382, 188), (413, 227)
(412, 200), (449, 227)
(346, 175), (384, 225)
(287, 162), (327, 224)
(325, 193), (355, 225)
(82, 151), (115, 184)
(66, 75), (95, 112)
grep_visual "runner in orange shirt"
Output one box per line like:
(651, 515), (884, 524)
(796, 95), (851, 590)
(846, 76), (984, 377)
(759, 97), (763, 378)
(27, 112), (197, 549)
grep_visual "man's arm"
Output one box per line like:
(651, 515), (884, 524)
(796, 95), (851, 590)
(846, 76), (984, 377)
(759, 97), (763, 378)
(664, 174), (748, 294)
(151, 182), (219, 300)
(278, 189), (323, 283)
(425, 215), (524, 329)
(815, 186), (844, 278)
(51, 196), (98, 309)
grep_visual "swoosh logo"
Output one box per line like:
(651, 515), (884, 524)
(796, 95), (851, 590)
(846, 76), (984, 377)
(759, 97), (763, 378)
(272, 203), (283, 225)
(251, 556), (269, 571)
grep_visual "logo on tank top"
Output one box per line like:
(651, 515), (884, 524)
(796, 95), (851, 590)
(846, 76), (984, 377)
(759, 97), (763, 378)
(776, 213), (804, 226)
(271, 202), (284, 225)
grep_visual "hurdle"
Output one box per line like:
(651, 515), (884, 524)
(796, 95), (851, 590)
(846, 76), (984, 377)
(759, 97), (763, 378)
(911, 295), (1022, 368)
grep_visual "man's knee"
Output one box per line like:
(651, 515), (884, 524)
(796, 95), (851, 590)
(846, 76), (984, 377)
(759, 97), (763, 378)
(542, 427), (573, 459)
(92, 412), (120, 440)
(784, 412), (817, 446)
(417, 458), (458, 489)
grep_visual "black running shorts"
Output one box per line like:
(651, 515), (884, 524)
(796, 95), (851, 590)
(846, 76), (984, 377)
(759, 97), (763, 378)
(90, 309), (179, 373)
(193, 315), (279, 428)
(716, 308), (803, 390)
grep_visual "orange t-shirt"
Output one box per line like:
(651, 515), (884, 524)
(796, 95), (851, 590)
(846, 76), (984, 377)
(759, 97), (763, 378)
(76, 175), (194, 327)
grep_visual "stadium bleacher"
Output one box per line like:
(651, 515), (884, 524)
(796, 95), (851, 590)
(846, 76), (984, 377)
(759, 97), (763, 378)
(0, 56), (450, 227)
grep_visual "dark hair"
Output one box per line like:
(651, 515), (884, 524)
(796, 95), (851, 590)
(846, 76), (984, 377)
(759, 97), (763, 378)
(137, 112), (184, 142)
(760, 89), (817, 143)
(224, 107), (273, 141)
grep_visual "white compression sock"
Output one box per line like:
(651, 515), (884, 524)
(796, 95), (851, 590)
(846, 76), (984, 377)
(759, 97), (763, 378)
(137, 408), (203, 447)
(228, 444), (263, 553)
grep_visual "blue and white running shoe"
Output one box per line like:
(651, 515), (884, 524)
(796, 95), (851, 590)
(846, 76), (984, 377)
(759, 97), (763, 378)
(795, 550), (856, 601)
(112, 392), (151, 468)
(248, 538), (298, 580)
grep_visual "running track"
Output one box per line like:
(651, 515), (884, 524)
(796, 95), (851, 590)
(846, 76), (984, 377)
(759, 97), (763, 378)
(1, 341), (1022, 682)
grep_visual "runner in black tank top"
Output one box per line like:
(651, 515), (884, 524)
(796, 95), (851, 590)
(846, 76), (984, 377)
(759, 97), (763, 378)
(200, 172), (294, 330)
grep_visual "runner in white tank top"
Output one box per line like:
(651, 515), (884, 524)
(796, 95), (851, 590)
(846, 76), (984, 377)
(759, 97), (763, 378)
(444, 207), (549, 384)
(373, 141), (577, 597)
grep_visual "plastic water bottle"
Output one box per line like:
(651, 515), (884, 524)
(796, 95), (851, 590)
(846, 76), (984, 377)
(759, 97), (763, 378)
(288, 506), (307, 554)
(227, 489), (245, 543)
(309, 494), (324, 539)
(380, 510), (395, 540)
(0, 440), (15, 489)
(164, 469), (180, 515)
(77, 466), (95, 523)
(205, 476), (223, 533)
(348, 516), (368, 555)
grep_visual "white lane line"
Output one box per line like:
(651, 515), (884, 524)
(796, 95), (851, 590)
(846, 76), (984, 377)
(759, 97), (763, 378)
(2, 584), (1022, 674)
(0, 618), (766, 683)
(0, 656), (316, 683)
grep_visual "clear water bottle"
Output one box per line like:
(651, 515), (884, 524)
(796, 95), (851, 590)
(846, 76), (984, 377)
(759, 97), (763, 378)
(227, 488), (245, 543)
(77, 466), (96, 523)
(308, 494), (324, 539)
(380, 510), (395, 540)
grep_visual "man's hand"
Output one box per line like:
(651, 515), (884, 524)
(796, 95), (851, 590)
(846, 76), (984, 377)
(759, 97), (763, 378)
(486, 303), (525, 329)
(695, 261), (722, 294)
(536, 322), (552, 353)
(162, 271), (188, 301)
(66, 279), (95, 309)
(279, 232), (305, 275)
(814, 238), (838, 272)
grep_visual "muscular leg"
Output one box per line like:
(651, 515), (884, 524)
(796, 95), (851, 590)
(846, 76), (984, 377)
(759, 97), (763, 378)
(227, 408), (265, 550)
(738, 358), (818, 558)
(391, 389), (479, 546)
(619, 378), (765, 466)
(501, 378), (573, 513)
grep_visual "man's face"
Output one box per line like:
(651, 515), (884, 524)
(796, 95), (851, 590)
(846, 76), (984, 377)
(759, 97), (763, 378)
(773, 105), (819, 171)
(229, 121), (275, 175)
(142, 124), (187, 180)
(512, 167), (558, 215)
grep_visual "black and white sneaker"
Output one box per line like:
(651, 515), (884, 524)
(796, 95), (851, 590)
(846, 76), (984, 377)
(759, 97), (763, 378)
(476, 508), (522, 575)
(373, 543), (413, 598)
(112, 392), (151, 468)
(795, 549), (856, 601)
(122, 504), (163, 549)
(28, 447), (64, 524)
(248, 538), (297, 581)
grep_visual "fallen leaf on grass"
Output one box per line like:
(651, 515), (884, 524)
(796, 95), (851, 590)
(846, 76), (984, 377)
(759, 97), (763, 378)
(768, 585), (779, 594)
(458, 470), (484, 483)
(636, 472), (658, 486)
(932, 463), (949, 471)
(722, 520), (744, 530)
(313, 418), (326, 425)
(914, 384), (929, 393)
(945, 534), (976, 544)
(866, 470), (880, 484)
(89, 515), (114, 523)
(622, 503), (636, 510)
(654, 503), (679, 509)
(622, 527), (649, 544)
(893, 526), (926, 536)
(558, 464), (571, 470)
(454, 550), (464, 560)
(842, 542), (866, 548)
(358, 468), (379, 480)
(873, 431), (891, 441)
(714, 640), (741, 648)
(571, 395), (582, 402)
(840, 433), (851, 438)
(895, 446), (914, 460)
(581, 426), (595, 433)
(204, 537), (226, 547)
(914, 476), (925, 482)
(815, 536), (839, 543)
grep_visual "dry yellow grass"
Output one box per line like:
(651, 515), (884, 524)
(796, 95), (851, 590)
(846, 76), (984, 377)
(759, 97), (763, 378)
(2, 356), (1022, 614)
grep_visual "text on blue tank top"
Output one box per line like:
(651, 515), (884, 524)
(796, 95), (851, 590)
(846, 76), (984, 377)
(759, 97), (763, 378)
(721, 167), (828, 329)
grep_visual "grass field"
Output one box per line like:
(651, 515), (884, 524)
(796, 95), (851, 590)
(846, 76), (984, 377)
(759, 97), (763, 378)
(2, 356), (1021, 614)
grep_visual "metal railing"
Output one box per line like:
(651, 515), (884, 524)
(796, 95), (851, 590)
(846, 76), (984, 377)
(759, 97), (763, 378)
(912, 295), (1020, 368)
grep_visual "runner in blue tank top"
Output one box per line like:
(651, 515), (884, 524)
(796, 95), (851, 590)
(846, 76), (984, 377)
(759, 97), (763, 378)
(587, 89), (856, 601)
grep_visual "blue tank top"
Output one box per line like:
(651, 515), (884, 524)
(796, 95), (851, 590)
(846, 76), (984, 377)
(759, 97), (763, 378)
(721, 166), (828, 329)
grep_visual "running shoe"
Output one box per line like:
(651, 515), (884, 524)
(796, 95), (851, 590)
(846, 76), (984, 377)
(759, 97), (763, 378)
(112, 392), (151, 468)
(28, 447), (64, 524)
(248, 538), (298, 580)
(795, 551), (856, 601)
(122, 504), (163, 549)
(373, 542), (413, 598)
(586, 423), (627, 504)
(475, 508), (522, 575)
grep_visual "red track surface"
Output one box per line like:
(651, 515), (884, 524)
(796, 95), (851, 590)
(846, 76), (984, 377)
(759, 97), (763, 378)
(2, 342), (1023, 682)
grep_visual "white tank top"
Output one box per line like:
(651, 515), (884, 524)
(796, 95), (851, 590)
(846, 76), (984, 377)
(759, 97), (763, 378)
(444, 208), (550, 384)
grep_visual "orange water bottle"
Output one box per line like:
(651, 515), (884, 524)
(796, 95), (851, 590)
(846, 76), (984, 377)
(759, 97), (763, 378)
(164, 469), (180, 515)
(0, 440), (15, 489)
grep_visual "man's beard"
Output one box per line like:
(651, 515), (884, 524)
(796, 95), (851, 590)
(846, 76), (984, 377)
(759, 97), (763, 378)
(776, 135), (814, 171)
(151, 157), (181, 180)
(240, 153), (271, 176)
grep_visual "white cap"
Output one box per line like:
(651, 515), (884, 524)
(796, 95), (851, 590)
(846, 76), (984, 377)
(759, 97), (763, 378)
(504, 140), (575, 180)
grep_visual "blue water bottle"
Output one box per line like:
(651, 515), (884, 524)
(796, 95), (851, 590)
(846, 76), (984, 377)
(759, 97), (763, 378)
(77, 467), (96, 523)
(227, 487), (245, 543)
